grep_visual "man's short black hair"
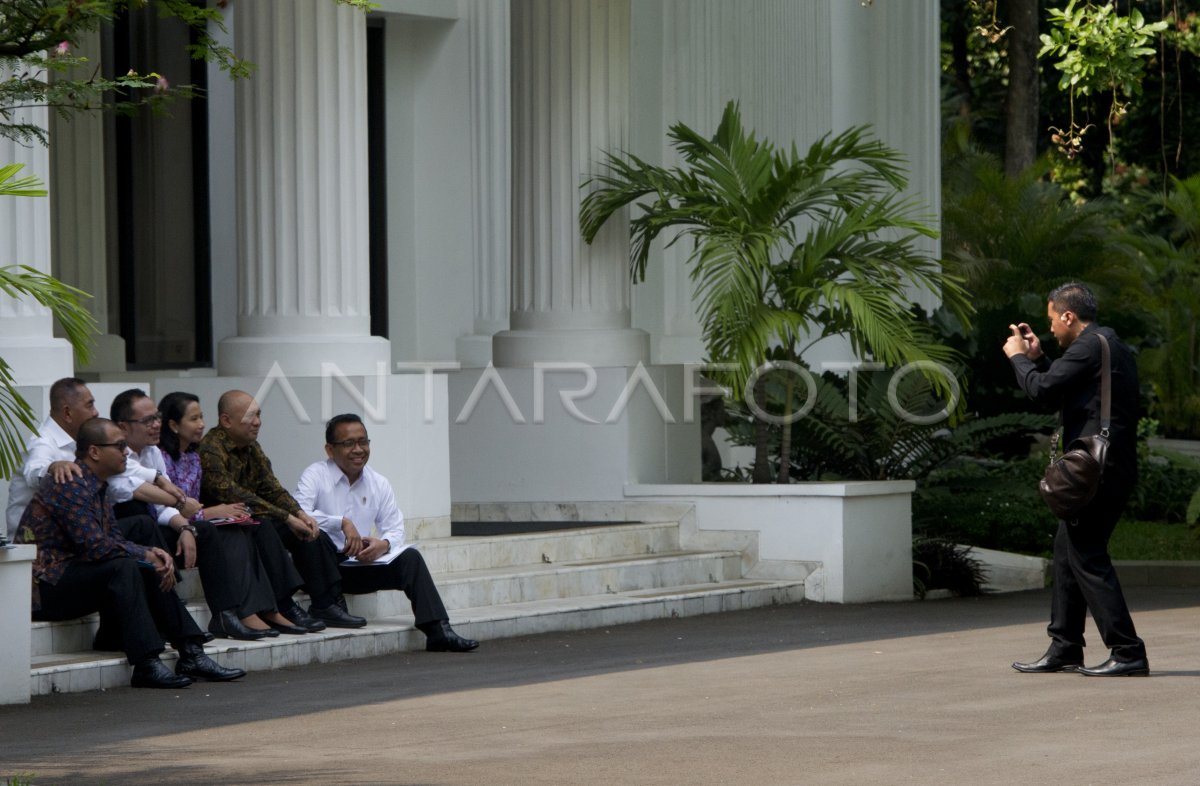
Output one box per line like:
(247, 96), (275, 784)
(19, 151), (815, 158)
(49, 377), (88, 411)
(325, 413), (364, 445)
(110, 388), (151, 423)
(75, 417), (116, 459)
(1048, 282), (1098, 322)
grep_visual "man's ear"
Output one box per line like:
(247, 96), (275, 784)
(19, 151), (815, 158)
(324, 443), (335, 460)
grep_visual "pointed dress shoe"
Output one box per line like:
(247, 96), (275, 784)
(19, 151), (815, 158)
(131, 657), (193, 689)
(424, 621), (479, 653)
(1012, 653), (1084, 673)
(266, 618), (309, 635)
(208, 609), (275, 641)
(1078, 657), (1150, 677)
(280, 601), (327, 632)
(175, 642), (247, 682)
(309, 602), (367, 629)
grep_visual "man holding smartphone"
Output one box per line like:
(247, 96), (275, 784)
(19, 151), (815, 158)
(1002, 282), (1147, 677)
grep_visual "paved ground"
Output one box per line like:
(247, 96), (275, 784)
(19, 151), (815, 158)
(2, 586), (1200, 786)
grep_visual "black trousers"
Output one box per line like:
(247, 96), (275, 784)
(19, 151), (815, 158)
(339, 548), (448, 627)
(261, 518), (341, 609)
(1047, 480), (1146, 662)
(34, 557), (204, 665)
(247, 519), (305, 607)
(114, 502), (275, 619)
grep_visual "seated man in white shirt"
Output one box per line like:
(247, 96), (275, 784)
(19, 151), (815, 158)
(294, 414), (478, 652)
(6, 378), (190, 543)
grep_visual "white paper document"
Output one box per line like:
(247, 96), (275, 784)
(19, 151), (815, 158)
(341, 541), (408, 566)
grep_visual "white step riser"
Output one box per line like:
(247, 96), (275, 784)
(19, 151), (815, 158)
(31, 581), (805, 696)
(35, 552), (742, 654)
(167, 523), (683, 604)
(377, 553), (742, 616)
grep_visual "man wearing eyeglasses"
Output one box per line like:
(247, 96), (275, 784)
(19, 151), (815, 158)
(15, 417), (244, 688)
(5, 378), (189, 543)
(293, 413), (478, 652)
(109, 388), (278, 641)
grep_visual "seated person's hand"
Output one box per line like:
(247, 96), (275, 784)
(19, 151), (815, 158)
(357, 537), (389, 563)
(203, 503), (249, 520)
(47, 460), (83, 484)
(286, 513), (319, 542)
(177, 496), (203, 519)
(341, 518), (363, 557)
(173, 521), (198, 569)
(146, 547), (177, 592)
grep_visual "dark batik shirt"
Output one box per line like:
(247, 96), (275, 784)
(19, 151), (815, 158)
(197, 426), (301, 521)
(16, 461), (146, 611)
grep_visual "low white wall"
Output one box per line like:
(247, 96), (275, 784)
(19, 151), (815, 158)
(626, 482), (916, 603)
(0, 544), (34, 704)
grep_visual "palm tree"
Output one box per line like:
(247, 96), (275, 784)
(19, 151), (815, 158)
(0, 163), (96, 484)
(580, 101), (972, 482)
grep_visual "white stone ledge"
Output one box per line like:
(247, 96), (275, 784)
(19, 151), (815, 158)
(625, 481), (916, 498)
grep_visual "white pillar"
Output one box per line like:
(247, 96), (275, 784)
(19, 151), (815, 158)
(832, 0), (940, 311)
(0, 94), (75, 385)
(492, 0), (649, 368)
(456, 0), (512, 368)
(48, 28), (126, 374)
(219, 0), (389, 377)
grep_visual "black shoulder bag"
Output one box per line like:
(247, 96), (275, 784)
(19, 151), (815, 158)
(1038, 333), (1110, 520)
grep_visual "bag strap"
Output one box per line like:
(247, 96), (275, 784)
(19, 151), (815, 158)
(1050, 331), (1111, 460)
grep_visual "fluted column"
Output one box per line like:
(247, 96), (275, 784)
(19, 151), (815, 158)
(219, 0), (389, 377)
(47, 28), (125, 374)
(456, 0), (512, 368)
(492, 0), (648, 367)
(0, 92), (75, 385)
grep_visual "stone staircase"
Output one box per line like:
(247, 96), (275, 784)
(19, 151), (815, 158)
(30, 516), (806, 695)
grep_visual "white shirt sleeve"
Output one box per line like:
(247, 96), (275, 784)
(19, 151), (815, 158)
(374, 474), (406, 549)
(19, 433), (65, 489)
(295, 461), (342, 533)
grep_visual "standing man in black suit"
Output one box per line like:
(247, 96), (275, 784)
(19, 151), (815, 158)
(1004, 282), (1148, 677)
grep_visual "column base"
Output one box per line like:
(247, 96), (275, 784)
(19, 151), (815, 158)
(456, 333), (495, 368)
(492, 327), (650, 368)
(0, 544), (35, 704)
(0, 337), (75, 386)
(218, 335), (392, 377)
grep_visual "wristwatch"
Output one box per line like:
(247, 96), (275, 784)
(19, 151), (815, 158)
(181, 524), (198, 536)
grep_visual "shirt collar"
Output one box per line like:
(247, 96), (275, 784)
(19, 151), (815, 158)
(41, 417), (75, 450)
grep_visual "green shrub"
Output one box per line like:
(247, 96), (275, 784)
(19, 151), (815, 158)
(914, 458), (1058, 556)
(1127, 452), (1200, 523)
(913, 538), (988, 598)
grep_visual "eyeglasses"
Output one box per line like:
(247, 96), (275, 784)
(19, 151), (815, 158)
(330, 438), (371, 449)
(93, 440), (129, 451)
(123, 413), (163, 426)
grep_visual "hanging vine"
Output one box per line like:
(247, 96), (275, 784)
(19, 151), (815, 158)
(1038, 1), (1168, 161)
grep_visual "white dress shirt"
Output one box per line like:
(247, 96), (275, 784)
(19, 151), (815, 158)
(294, 459), (407, 555)
(106, 444), (182, 526)
(5, 417), (156, 537)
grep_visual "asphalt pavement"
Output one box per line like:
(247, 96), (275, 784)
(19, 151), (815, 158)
(2, 586), (1200, 786)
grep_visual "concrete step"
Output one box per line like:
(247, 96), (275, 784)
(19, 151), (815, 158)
(353, 550), (743, 617)
(169, 522), (684, 604)
(30, 578), (806, 696)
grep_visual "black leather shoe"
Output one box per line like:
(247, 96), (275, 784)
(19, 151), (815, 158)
(131, 658), (193, 689)
(267, 619), (309, 635)
(424, 621), (479, 653)
(280, 602), (327, 632)
(1012, 653), (1084, 673)
(1078, 657), (1150, 677)
(176, 643), (246, 682)
(208, 610), (274, 641)
(310, 603), (367, 628)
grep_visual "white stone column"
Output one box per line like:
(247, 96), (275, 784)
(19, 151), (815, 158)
(0, 97), (75, 385)
(0, 544), (35, 704)
(219, 0), (389, 377)
(492, 0), (649, 368)
(832, 0), (941, 311)
(456, 0), (512, 368)
(47, 28), (126, 374)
